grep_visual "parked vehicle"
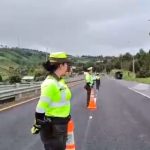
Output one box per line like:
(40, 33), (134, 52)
(115, 71), (123, 79)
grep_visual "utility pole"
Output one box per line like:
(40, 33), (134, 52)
(132, 55), (135, 74)
(120, 54), (122, 70)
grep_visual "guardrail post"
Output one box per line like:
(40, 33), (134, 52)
(15, 93), (22, 101)
(35, 89), (38, 95)
(16, 83), (20, 88)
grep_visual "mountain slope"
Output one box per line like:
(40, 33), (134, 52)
(0, 48), (46, 79)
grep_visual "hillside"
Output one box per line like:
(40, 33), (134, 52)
(0, 48), (46, 79)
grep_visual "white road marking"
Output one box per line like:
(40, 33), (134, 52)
(89, 115), (92, 119)
(81, 113), (93, 150)
(0, 97), (39, 112)
(128, 88), (150, 99)
(132, 83), (149, 90)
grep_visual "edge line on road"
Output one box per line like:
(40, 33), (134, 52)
(0, 97), (39, 112)
(128, 88), (150, 99)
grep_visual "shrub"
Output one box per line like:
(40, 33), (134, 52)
(9, 75), (21, 84)
(136, 69), (150, 78)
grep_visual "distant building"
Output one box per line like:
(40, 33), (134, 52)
(21, 76), (34, 83)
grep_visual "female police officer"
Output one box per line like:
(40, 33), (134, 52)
(31, 52), (72, 150)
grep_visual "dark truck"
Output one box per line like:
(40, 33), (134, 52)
(115, 71), (123, 79)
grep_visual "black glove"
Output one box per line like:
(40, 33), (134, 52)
(31, 117), (52, 135)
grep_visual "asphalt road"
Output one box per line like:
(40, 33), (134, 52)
(1, 77), (150, 150)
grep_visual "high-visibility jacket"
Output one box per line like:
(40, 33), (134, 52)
(36, 75), (72, 118)
(95, 75), (100, 80)
(85, 72), (93, 86)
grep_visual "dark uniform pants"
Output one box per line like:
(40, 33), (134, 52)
(40, 123), (68, 150)
(86, 85), (92, 107)
(87, 89), (91, 106)
(96, 79), (100, 90)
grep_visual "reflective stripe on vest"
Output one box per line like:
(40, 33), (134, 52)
(96, 76), (100, 79)
(36, 107), (45, 113)
(36, 96), (70, 113)
(39, 96), (52, 104)
(85, 73), (93, 85)
(36, 96), (51, 113)
(38, 94), (70, 107)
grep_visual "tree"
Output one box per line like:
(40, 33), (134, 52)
(129, 61), (140, 73)
(0, 75), (2, 82)
(114, 60), (121, 69)
(9, 75), (21, 84)
(136, 68), (150, 78)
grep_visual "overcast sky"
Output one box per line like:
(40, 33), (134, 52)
(0, 0), (150, 56)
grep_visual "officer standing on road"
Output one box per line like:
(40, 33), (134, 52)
(84, 67), (94, 107)
(95, 73), (100, 91)
(31, 52), (72, 150)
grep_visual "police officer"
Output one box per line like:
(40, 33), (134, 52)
(84, 67), (94, 107)
(95, 73), (100, 90)
(31, 52), (72, 150)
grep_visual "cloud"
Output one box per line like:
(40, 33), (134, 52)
(0, 0), (150, 56)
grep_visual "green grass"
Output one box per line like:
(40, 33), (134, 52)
(133, 78), (150, 84)
(111, 69), (150, 84)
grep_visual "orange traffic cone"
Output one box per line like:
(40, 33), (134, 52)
(88, 89), (97, 110)
(66, 120), (75, 150)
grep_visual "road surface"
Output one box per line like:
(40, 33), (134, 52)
(1, 77), (150, 150)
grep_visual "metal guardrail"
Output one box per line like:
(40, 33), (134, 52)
(0, 85), (40, 94)
(0, 76), (84, 103)
(0, 85), (40, 102)
(0, 82), (42, 90)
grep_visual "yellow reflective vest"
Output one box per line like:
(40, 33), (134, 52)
(36, 75), (72, 117)
(96, 75), (100, 80)
(85, 72), (93, 86)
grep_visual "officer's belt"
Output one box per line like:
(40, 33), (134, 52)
(45, 115), (71, 124)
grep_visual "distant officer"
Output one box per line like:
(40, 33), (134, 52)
(95, 73), (100, 90)
(31, 52), (72, 150)
(84, 67), (94, 107)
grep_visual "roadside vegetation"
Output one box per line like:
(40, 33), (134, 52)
(0, 47), (150, 84)
(111, 69), (150, 84)
(0, 47), (46, 82)
(109, 49), (150, 84)
(122, 70), (150, 84)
